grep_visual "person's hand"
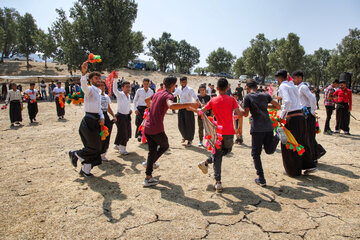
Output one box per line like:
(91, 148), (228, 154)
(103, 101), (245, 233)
(113, 117), (117, 122)
(236, 128), (242, 136)
(99, 119), (105, 126)
(81, 61), (88, 76)
(135, 110), (139, 115)
(191, 102), (200, 109)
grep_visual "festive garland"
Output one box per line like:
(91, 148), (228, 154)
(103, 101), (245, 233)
(1, 104), (7, 110)
(66, 89), (84, 105)
(269, 108), (305, 156)
(137, 108), (149, 144)
(316, 120), (321, 134)
(59, 94), (65, 108)
(88, 53), (102, 63)
(100, 125), (109, 141)
(23, 94), (37, 103)
(199, 111), (223, 154)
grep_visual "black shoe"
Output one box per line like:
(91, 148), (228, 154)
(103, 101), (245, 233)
(255, 178), (266, 187)
(137, 137), (141, 142)
(30, 119), (33, 123)
(10, 124), (15, 127)
(79, 169), (93, 177)
(68, 151), (78, 167)
(344, 132), (351, 135)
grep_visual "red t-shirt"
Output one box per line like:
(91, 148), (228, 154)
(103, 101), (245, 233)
(334, 88), (352, 110)
(205, 94), (239, 135)
(144, 90), (174, 135)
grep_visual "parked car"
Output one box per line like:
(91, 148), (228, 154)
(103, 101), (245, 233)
(11, 54), (33, 61)
(215, 72), (233, 79)
(239, 75), (249, 83)
(352, 85), (360, 94)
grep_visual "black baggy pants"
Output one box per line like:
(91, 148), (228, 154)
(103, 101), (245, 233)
(114, 112), (131, 146)
(335, 103), (350, 132)
(135, 106), (147, 138)
(178, 109), (195, 141)
(27, 101), (38, 120)
(324, 105), (335, 132)
(55, 97), (65, 117)
(101, 112), (114, 154)
(145, 132), (169, 176)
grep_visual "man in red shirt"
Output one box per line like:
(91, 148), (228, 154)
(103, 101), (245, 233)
(142, 76), (199, 187)
(333, 80), (352, 135)
(195, 78), (242, 192)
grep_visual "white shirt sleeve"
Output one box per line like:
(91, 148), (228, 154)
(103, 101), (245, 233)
(190, 88), (198, 100)
(80, 75), (90, 95)
(302, 85), (317, 113)
(173, 88), (179, 97)
(279, 85), (291, 119)
(5, 92), (10, 104)
(112, 78), (121, 98)
(133, 89), (139, 111)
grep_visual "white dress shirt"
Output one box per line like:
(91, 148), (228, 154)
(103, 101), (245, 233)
(278, 80), (302, 118)
(52, 87), (65, 97)
(297, 82), (317, 114)
(24, 89), (38, 100)
(6, 89), (22, 103)
(206, 86), (212, 96)
(101, 94), (111, 112)
(173, 86), (198, 103)
(113, 78), (131, 114)
(133, 87), (154, 111)
(80, 75), (104, 119)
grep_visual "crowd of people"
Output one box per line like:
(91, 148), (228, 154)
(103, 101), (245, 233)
(2, 61), (354, 192)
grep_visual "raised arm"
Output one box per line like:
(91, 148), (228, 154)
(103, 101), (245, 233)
(80, 61), (90, 95)
(112, 78), (121, 98)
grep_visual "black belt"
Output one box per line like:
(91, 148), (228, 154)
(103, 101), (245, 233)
(10, 100), (20, 103)
(85, 112), (100, 120)
(337, 102), (349, 105)
(288, 110), (302, 114)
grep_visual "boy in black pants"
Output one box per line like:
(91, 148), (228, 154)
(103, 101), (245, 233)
(241, 79), (281, 186)
(197, 84), (211, 147)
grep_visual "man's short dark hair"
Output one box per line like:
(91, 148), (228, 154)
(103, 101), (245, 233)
(143, 78), (150, 83)
(160, 83), (164, 86)
(122, 81), (130, 86)
(333, 79), (339, 84)
(30, 83), (35, 86)
(292, 70), (303, 78)
(199, 83), (206, 90)
(246, 79), (258, 89)
(180, 76), (187, 82)
(217, 78), (228, 91)
(275, 69), (288, 79)
(89, 71), (101, 80)
(164, 76), (177, 88)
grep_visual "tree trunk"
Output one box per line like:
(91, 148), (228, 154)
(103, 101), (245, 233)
(45, 57), (48, 69)
(26, 55), (30, 71)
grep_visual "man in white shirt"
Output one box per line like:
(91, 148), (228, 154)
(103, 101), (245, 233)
(293, 70), (325, 174)
(52, 81), (66, 119)
(276, 69), (309, 177)
(206, 83), (212, 96)
(69, 61), (105, 177)
(134, 78), (154, 142)
(24, 83), (39, 123)
(113, 77), (132, 154)
(173, 76), (200, 145)
(6, 83), (23, 127)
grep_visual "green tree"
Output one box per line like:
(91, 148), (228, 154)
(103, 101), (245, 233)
(338, 28), (360, 85)
(175, 40), (200, 74)
(37, 28), (57, 68)
(206, 47), (235, 73)
(147, 32), (178, 72)
(0, 7), (20, 62)
(268, 33), (305, 73)
(326, 50), (345, 82)
(242, 33), (271, 80)
(232, 57), (247, 78)
(304, 48), (331, 86)
(17, 13), (38, 70)
(53, 0), (143, 72)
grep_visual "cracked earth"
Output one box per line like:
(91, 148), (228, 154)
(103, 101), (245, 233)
(0, 79), (359, 239)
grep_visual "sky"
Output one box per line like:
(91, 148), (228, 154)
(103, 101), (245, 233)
(1, 0), (360, 67)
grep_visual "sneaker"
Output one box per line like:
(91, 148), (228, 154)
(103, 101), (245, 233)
(323, 130), (333, 135)
(68, 151), (78, 167)
(333, 130), (340, 134)
(79, 169), (94, 177)
(198, 141), (203, 147)
(113, 145), (120, 150)
(344, 132), (351, 135)
(10, 124), (14, 127)
(142, 177), (159, 187)
(142, 162), (159, 169)
(303, 167), (318, 175)
(214, 182), (223, 193)
(255, 178), (267, 187)
(277, 127), (287, 144)
(237, 135), (243, 145)
(198, 161), (208, 174)
(101, 154), (108, 161)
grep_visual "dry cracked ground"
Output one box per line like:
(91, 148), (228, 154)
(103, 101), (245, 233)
(0, 92), (359, 239)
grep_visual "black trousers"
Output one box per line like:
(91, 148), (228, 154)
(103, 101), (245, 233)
(114, 112), (131, 146)
(145, 132), (169, 176)
(251, 132), (279, 179)
(324, 105), (335, 132)
(135, 106), (147, 138)
(101, 112), (114, 154)
(27, 101), (38, 120)
(9, 100), (22, 123)
(281, 115), (309, 177)
(55, 97), (65, 117)
(198, 116), (204, 142)
(304, 113), (322, 165)
(76, 113), (102, 167)
(335, 103), (350, 132)
(178, 109), (195, 141)
(206, 135), (234, 181)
